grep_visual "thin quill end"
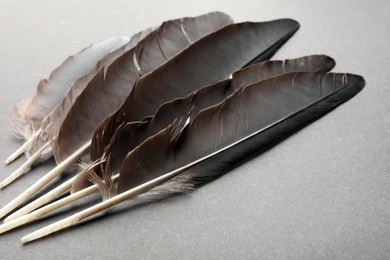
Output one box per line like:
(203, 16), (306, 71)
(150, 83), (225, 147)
(1, 141), (50, 188)
(21, 236), (31, 244)
(4, 180), (97, 233)
(4, 176), (76, 222)
(5, 177), (98, 224)
(20, 166), (185, 241)
(0, 142), (91, 219)
(21, 230), (41, 243)
(5, 130), (41, 165)
(4, 143), (26, 164)
(0, 193), (26, 219)
(0, 146), (46, 187)
(22, 213), (81, 243)
(0, 165), (31, 189)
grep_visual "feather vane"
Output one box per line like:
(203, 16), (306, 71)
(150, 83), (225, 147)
(116, 72), (365, 193)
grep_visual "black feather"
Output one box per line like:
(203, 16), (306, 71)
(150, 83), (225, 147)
(115, 72), (365, 194)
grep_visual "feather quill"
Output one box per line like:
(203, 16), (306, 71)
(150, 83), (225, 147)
(11, 36), (130, 140)
(87, 19), (300, 164)
(52, 11), (233, 164)
(72, 55), (335, 194)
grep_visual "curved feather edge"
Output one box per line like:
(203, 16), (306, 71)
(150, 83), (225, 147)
(115, 72), (365, 197)
(72, 55), (335, 194)
(53, 11), (233, 164)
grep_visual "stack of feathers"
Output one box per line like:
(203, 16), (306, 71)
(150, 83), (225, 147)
(0, 12), (365, 242)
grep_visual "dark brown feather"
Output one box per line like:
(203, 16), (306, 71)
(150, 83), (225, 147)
(89, 19), (300, 163)
(53, 12), (233, 164)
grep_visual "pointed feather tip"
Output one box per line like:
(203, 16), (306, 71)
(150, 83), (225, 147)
(280, 18), (300, 31)
(355, 74), (365, 85)
(346, 73), (366, 89)
(210, 11), (233, 21)
(323, 55), (336, 71)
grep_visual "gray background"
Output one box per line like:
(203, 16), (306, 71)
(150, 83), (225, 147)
(0, 0), (389, 259)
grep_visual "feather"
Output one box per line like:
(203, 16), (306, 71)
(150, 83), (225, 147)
(116, 72), (365, 195)
(11, 36), (130, 140)
(87, 19), (300, 164)
(72, 55), (335, 194)
(19, 71), (365, 243)
(52, 11), (233, 164)
(25, 27), (155, 162)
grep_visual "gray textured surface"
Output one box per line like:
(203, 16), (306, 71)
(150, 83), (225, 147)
(0, 0), (389, 259)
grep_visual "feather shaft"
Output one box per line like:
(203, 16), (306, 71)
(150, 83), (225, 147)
(4, 176), (76, 222)
(5, 130), (41, 164)
(0, 179), (102, 233)
(0, 142), (90, 219)
(21, 171), (176, 243)
(2, 174), (121, 231)
(5, 141), (30, 165)
(0, 142), (51, 189)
